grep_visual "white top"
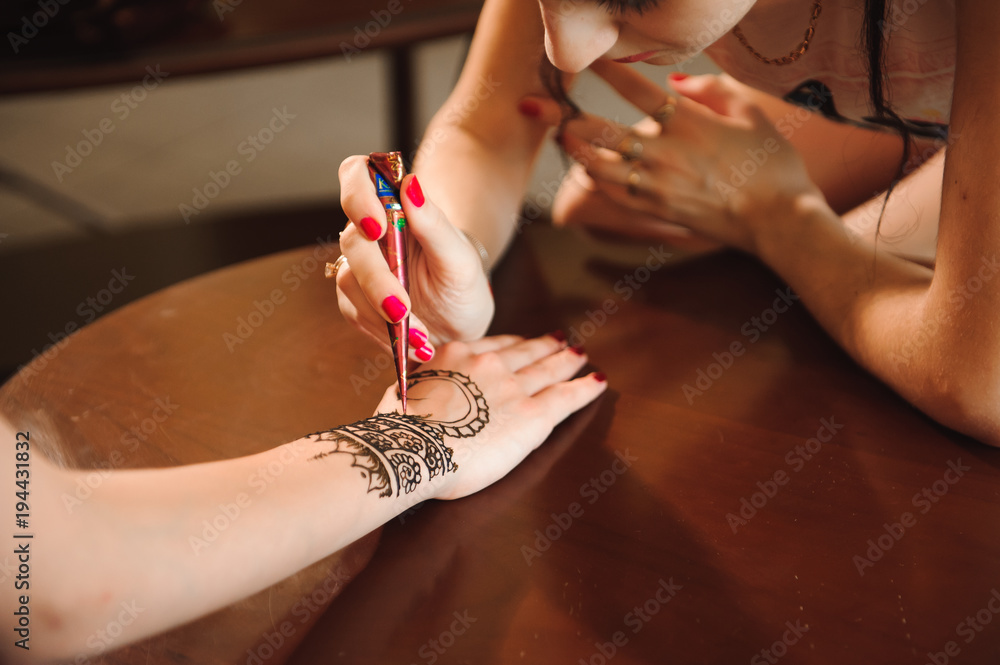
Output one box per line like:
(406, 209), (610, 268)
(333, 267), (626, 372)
(704, 0), (955, 137)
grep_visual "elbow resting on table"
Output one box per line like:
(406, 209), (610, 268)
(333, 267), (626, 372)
(917, 349), (1000, 448)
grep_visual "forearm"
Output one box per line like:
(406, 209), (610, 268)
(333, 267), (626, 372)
(28, 419), (451, 661)
(413, 0), (554, 264)
(753, 193), (1000, 445)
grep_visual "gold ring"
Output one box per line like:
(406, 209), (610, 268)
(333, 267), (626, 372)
(653, 97), (678, 125)
(615, 134), (644, 161)
(325, 254), (349, 280)
(626, 167), (641, 196)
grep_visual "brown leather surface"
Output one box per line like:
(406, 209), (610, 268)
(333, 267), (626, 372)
(3, 220), (999, 663)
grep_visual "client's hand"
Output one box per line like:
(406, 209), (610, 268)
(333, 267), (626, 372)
(336, 156), (495, 362)
(372, 333), (607, 501)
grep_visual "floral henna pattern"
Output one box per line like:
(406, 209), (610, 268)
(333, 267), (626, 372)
(307, 370), (489, 497)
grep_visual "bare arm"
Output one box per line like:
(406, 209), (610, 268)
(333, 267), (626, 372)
(0, 336), (605, 662)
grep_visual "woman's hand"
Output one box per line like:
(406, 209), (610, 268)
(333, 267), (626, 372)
(525, 63), (821, 255)
(372, 333), (607, 501)
(337, 156), (495, 361)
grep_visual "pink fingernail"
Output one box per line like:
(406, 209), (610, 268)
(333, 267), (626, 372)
(669, 72), (689, 82)
(358, 216), (381, 241)
(593, 372), (607, 383)
(409, 328), (429, 347)
(381, 295), (407, 322)
(406, 176), (425, 208)
(415, 345), (433, 362)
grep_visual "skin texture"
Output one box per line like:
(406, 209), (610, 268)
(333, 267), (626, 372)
(0, 335), (606, 662)
(337, 0), (1000, 445)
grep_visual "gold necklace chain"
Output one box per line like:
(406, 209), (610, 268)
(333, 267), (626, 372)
(732, 0), (823, 66)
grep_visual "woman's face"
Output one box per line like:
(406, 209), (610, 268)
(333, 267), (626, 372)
(537, 0), (755, 72)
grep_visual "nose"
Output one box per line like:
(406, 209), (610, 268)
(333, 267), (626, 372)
(539, 1), (619, 73)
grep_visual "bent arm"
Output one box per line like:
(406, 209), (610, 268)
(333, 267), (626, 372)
(413, 0), (555, 263)
(749, 0), (1000, 444)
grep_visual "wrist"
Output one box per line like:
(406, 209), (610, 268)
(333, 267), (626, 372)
(743, 189), (840, 264)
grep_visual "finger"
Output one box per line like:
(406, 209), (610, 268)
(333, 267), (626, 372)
(589, 60), (675, 119)
(399, 174), (485, 280)
(562, 112), (639, 160)
(339, 155), (386, 241)
(407, 317), (436, 364)
(336, 268), (396, 348)
(517, 95), (566, 126)
(494, 334), (576, 373)
(515, 346), (590, 395)
(528, 372), (609, 428)
(339, 224), (411, 324)
(669, 73), (757, 121)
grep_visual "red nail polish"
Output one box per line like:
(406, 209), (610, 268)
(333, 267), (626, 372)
(669, 72), (689, 82)
(406, 176), (425, 208)
(381, 295), (407, 322)
(518, 99), (541, 118)
(415, 345), (433, 362)
(549, 330), (567, 343)
(593, 371), (607, 383)
(358, 216), (380, 241)
(570, 345), (586, 356)
(409, 328), (428, 347)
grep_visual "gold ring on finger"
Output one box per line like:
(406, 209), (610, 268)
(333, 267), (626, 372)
(653, 96), (678, 125)
(325, 254), (349, 280)
(615, 134), (644, 162)
(626, 167), (642, 197)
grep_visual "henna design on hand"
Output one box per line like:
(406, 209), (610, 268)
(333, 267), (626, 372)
(307, 370), (489, 498)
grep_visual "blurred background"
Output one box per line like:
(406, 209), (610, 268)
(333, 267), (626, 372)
(0, 0), (716, 379)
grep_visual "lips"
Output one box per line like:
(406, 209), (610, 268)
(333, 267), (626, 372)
(612, 51), (658, 63)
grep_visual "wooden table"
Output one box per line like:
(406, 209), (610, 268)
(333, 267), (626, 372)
(3, 221), (1000, 664)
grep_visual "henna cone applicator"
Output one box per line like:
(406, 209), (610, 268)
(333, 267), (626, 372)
(367, 152), (410, 413)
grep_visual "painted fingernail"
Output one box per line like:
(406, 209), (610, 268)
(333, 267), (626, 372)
(518, 99), (541, 118)
(570, 345), (586, 356)
(549, 330), (567, 343)
(409, 328), (429, 347)
(381, 295), (408, 322)
(415, 345), (433, 362)
(593, 371), (607, 383)
(358, 216), (381, 241)
(669, 72), (689, 82)
(406, 176), (425, 208)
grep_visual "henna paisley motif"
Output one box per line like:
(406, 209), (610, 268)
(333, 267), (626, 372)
(307, 371), (489, 498)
